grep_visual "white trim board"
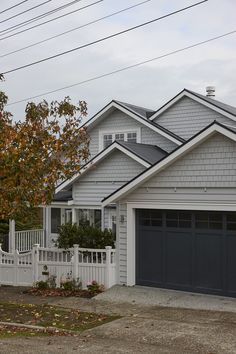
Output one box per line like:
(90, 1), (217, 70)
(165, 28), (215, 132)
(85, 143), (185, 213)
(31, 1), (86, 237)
(102, 123), (236, 207)
(84, 101), (182, 145)
(150, 90), (236, 122)
(56, 141), (151, 193)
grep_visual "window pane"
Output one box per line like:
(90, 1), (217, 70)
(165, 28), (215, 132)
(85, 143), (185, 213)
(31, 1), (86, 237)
(51, 208), (61, 233)
(127, 132), (137, 143)
(166, 220), (178, 228)
(78, 209), (90, 226)
(115, 133), (124, 142)
(103, 134), (113, 148)
(94, 210), (102, 229)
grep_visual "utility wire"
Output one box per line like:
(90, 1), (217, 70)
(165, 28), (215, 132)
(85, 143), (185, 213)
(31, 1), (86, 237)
(1, 0), (208, 75)
(0, 0), (32, 15)
(0, 0), (103, 39)
(0, 0), (84, 35)
(0, 0), (152, 58)
(7, 30), (234, 107)
(0, 0), (52, 25)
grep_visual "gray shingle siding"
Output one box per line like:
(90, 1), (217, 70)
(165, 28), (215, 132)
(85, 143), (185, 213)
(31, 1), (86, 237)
(153, 97), (236, 139)
(144, 133), (236, 188)
(73, 150), (145, 205)
(88, 109), (177, 157)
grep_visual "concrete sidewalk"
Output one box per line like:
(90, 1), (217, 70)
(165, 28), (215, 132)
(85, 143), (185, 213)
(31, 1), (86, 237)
(95, 285), (236, 313)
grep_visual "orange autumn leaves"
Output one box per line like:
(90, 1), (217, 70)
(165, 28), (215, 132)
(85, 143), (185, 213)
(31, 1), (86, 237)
(0, 77), (89, 220)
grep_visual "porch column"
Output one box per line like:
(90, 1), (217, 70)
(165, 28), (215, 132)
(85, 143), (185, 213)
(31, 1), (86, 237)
(72, 208), (77, 224)
(9, 219), (16, 252)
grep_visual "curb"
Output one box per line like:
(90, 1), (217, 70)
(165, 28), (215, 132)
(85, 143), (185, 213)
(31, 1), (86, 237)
(0, 321), (78, 334)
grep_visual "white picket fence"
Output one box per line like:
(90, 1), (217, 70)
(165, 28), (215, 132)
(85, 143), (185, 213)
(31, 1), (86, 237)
(0, 244), (116, 289)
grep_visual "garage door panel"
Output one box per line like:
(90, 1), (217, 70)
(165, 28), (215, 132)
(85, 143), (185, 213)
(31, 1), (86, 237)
(165, 231), (192, 288)
(194, 233), (223, 292)
(226, 234), (236, 295)
(136, 228), (163, 286)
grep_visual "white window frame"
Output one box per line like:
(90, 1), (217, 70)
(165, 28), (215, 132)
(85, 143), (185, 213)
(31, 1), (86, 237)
(99, 128), (141, 151)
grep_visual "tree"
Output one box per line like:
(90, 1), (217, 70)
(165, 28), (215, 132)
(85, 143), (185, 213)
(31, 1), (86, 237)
(0, 75), (90, 220)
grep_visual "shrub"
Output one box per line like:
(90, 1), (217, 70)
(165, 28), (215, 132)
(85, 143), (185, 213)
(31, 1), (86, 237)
(87, 280), (105, 295)
(56, 223), (115, 249)
(35, 280), (49, 290)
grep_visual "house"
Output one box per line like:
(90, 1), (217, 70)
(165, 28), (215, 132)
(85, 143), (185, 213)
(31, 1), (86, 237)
(44, 86), (236, 297)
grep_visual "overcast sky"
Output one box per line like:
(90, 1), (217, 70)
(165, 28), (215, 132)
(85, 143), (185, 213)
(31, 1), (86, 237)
(0, 0), (235, 122)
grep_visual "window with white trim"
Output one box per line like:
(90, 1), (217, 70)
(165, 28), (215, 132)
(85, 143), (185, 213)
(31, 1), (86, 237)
(102, 131), (137, 149)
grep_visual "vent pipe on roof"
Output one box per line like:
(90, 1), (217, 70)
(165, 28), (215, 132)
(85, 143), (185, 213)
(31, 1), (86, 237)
(206, 86), (215, 98)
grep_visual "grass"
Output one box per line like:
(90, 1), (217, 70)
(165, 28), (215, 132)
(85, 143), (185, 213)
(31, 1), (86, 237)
(0, 302), (119, 336)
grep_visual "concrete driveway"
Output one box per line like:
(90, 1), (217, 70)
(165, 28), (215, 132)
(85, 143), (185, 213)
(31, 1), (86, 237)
(0, 286), (236, 353)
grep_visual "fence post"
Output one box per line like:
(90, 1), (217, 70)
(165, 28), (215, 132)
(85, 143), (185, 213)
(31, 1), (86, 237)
(32, 244), (40, 284)
(105, 246), (112, 289)
(9, 219), (16, 253)
(73, 244), (79, 282)
(13, 249), (19, 286)
(0, 244), (2, 282)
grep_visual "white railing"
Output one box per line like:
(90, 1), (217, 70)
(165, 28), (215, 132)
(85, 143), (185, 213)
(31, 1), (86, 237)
(0, 244), (116, 289)
(14, 229), (45, 252)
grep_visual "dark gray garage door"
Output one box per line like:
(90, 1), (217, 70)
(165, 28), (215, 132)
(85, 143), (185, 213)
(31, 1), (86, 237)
(136, 209), (236, 297)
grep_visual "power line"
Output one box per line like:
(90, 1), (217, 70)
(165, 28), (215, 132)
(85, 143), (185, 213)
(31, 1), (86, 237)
(7, 30), (235, 107)
(0, 0), (52, 25)
(2, 0), (208, 75)
(0, 0), (102, 40)
(0, 0), (84, 35)
(0, 0), (152, 58)
(0, 0), (32, 15)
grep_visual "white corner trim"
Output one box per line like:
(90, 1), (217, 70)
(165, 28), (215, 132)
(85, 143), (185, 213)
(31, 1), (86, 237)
(86, 101), (182, 145)
(102, 124), (236, 206)
(150, 90), (236, 123)
(56, 142), (150, 193)
(127, 204), (136, 286)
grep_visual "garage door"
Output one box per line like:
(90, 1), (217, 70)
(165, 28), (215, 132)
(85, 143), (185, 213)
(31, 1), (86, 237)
(136, 209), (236, 297)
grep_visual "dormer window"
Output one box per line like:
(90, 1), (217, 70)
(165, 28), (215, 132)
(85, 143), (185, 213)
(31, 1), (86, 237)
(100, 129), (140, 150)
(103, 134), (113, 148)
(127, 132), (137, 143)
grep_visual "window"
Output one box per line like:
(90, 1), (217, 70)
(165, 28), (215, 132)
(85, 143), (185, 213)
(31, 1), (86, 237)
(115, 133), (124, 142)
(78, 209), (101, 228)
(127, 132), (137, 143)
(195, 212), (223, 230)
(51, 208), (61, 233)
(226, 213), (236, 231)
(101, 131), (139, 149)
(166, 211), (191, 228)
(103, 134), (113, 148)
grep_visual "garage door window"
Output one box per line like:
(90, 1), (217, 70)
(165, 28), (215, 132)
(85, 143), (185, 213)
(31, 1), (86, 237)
(139, 210), (162, 226)
(166, 211), (191, 228)
(195, 212), (223, 230)
(226, 213), (236, 230)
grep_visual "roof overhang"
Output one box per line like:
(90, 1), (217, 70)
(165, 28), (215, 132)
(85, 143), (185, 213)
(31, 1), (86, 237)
(150, 89), (236, 122)
(102, 122), (236, 206)
(56, 141), (151, 193)
(83, 100), (182, 145)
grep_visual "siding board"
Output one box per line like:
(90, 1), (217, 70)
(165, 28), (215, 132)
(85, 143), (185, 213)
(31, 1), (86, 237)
(154, 97), (236, 139)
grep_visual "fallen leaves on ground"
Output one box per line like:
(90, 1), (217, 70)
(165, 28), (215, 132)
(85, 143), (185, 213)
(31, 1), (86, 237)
(24, 288), (102, 298)
(0, 302), (118, 336)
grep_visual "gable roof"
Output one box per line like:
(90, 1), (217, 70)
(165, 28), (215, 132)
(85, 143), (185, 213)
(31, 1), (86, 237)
(116, 100), (155, 119)
(102, 121), (236, 206)
(150, 89), (236, 122)
(55, 141), (154, 193)
(82, 100), (183, 145)
(118, 141), (167, 165)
